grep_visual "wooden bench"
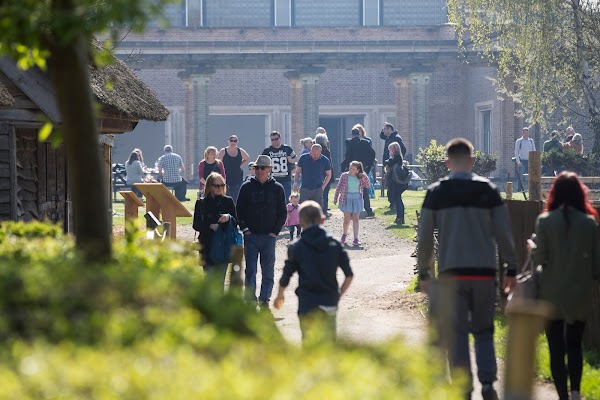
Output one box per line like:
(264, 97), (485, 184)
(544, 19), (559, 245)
(119, 190), (145, 223)
(134, 183), (192, 239)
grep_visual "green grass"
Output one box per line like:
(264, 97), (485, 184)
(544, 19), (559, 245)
(371, 189), (426, 241)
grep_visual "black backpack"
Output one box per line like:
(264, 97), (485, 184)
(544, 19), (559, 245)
(392, 163), (412, 184)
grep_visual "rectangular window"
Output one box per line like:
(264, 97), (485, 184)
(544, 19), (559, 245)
(275, 0), (292, 26)
(363, 0), (379, 26)
(186, 0), (203, 27)
(482, 110), (491, 154)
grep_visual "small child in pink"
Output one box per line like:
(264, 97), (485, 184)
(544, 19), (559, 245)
(285, 193), (301, 241)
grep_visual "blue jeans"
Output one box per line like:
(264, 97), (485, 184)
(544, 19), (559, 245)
(518, 160), (529, 191)
(394, 185), (407, 221)
(279, 180), (292, 203)
(243, 233), (276, 303)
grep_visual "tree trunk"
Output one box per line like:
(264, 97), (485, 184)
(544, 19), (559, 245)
(48, 31), (112, 261)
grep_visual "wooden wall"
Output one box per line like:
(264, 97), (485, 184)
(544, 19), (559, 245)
(0, 122), (16, 221)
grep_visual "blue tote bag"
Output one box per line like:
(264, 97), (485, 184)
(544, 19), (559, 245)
(208, 219), (242, 264)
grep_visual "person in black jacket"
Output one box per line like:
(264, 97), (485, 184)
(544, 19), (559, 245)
(274, 201), (353, 342)
(380, 122), (407, 162)
(237, 155), (287, 308)
(380, 122), (407, 210)
(197, 172), (238, 287)
(341, 127), (376, 217)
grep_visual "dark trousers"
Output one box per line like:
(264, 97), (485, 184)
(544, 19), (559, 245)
(545, 320), (586, 399)
(362, 167), (372, 213)
(322, 181), (332, 213)
(287, 225), (301, 240)
(164, 180), (187, 201)
(394, 185), (407, 222)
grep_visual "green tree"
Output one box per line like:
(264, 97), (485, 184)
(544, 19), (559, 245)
(0, 0), (170, 260)
(447, 0), (600, 153)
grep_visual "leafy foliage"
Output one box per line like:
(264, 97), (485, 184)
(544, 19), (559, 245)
(0, 221), (463, 399)
(416, 140), (498, 184)
(542, 148), (600, 176)
(447, 0), (600, 153)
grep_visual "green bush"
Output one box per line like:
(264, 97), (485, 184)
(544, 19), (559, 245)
(0, 221), (462, 399)
(416, 140), (498, 184)
(541, 149), (600, 176)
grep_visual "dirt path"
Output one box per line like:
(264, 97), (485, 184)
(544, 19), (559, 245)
(149, 205), (558, 399)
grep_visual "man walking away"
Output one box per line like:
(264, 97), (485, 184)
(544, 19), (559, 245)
(157, 145), (188, 201)
(418, 138), (517, 400)
(341, 127), (376, 217)
(237, 155), (287, 309)
(514, 127), (535, 192)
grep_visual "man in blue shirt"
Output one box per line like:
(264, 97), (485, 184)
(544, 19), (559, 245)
(293, 144), (332, 209)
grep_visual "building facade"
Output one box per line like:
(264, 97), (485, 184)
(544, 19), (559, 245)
(114, 0), (525, 182)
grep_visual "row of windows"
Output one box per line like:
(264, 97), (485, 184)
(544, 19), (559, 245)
(158, 0), (448, 28)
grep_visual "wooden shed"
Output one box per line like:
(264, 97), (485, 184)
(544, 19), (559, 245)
(0, 50), (168, 230)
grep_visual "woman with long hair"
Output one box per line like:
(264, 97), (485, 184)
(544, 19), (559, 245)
(198, 146), (226, 195)
(125, 151), (144, 199)
(530, 171), (600, 400)
(387, 142), (409, 225)
(197, 172), (238, 288)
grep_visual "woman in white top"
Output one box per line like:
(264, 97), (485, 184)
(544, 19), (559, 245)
(125, 151), (144, 198)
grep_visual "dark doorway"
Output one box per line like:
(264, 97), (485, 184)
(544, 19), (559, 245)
(319, 115), (365, 178)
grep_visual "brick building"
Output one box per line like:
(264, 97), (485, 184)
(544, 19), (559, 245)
(113, 0), (528, 181)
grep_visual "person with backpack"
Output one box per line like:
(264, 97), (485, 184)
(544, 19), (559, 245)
(387, 142), (410, 225)
(333, 160), (370, 247)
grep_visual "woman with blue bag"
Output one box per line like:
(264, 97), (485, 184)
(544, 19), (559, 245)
(196, 172), (240, 288)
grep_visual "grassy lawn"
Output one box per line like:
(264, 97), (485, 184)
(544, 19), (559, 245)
(371, 189), (425, 241)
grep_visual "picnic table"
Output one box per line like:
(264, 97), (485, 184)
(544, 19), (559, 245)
(134, 183), (192, 239)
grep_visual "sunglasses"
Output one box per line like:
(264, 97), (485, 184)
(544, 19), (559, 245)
(229, 139), (238, 142)
(213, 184), (226, 188)
(256, 166), (270, 170)
(270, 137), (280, 141)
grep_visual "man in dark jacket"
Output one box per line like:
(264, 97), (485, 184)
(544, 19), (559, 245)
(380, 122), (407, 210)
(380, 122), (407, 164)
(341, 127), (376, 217)
(237, 155), (287, 307)
(274, 201), (353, 341)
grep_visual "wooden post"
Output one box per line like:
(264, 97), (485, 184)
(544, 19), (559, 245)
(528, 151), (542, 201)
(504, 301), (552, 400)
(506, 182), (513, 200)
(120, 191), (144, 224)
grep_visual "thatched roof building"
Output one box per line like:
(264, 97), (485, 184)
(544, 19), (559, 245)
(0, 43), (168, 227)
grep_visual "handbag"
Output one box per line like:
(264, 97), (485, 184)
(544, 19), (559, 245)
(208, 218), (242, 264)
(507, 254), (541, 307)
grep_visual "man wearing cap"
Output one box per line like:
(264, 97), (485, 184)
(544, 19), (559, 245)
(514, 127), (536, 192)
(156, 145), (188, 201)
(262, 131), (298, 202)
(237, 155), (287, 308)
